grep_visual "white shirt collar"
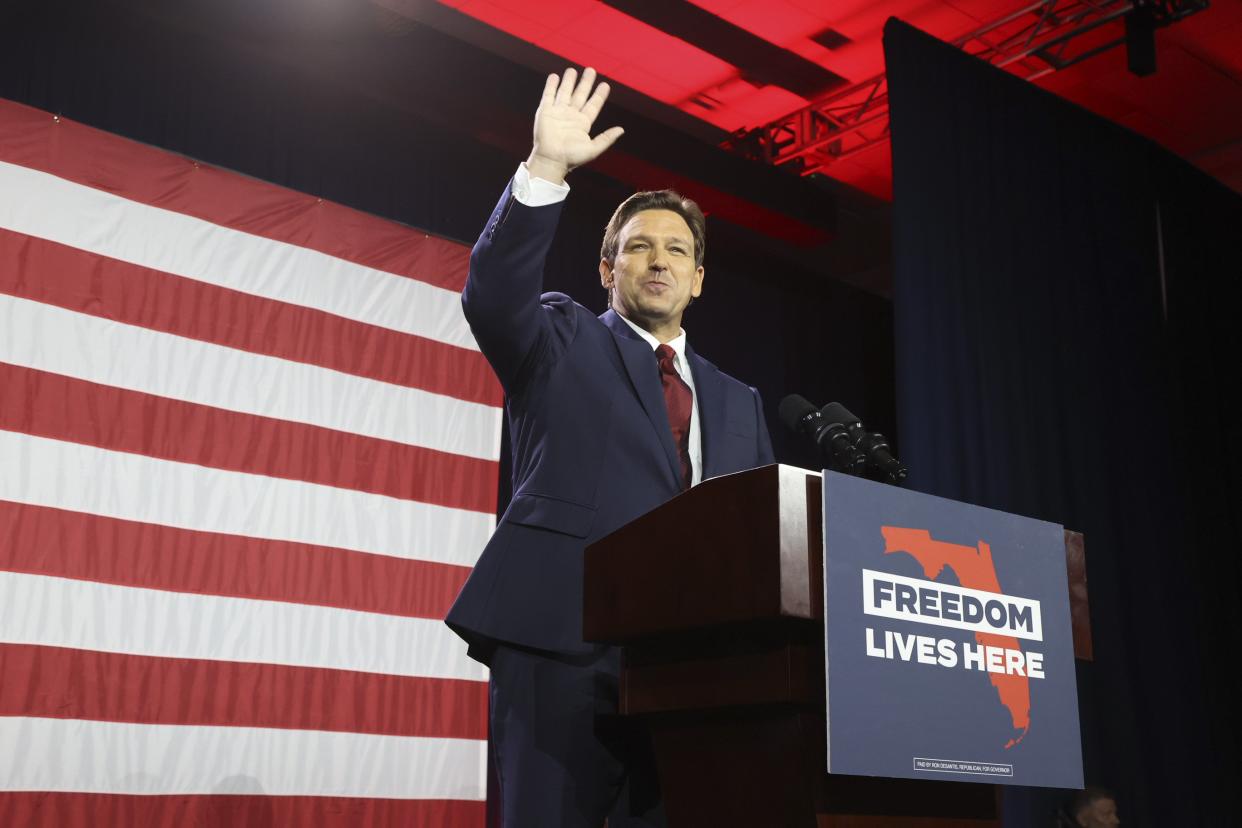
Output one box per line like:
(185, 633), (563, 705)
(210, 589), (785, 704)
(616, 311), (688, 362)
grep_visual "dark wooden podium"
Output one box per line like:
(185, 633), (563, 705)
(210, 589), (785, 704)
(583, 464), (1090, 828)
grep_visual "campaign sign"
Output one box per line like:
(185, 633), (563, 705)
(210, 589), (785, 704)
(822, 472), (1082, 788)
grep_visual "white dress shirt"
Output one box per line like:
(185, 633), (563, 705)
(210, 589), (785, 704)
(512, 161), (571, 206)
(511, 163), (704, 486)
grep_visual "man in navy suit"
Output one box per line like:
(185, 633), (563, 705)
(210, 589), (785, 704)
(446, 67), (774, 827)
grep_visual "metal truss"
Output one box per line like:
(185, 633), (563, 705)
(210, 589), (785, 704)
(721, 0), (1209, 178)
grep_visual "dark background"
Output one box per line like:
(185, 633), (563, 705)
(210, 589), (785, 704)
(888, 19), (1242, 827)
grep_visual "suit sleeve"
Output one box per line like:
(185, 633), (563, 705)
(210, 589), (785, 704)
(751, 386), (776, 465)
(461, 181), (577, 396)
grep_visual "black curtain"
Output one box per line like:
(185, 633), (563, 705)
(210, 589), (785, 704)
(886, 18), (1241, 827)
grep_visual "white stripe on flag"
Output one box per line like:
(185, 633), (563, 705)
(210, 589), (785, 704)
(0, 717), (487, 799)
(0, 571), (487, 681)
(0, 294), (500, 461)
(0, 431), (493, 568)
(0, 159), (477, 351)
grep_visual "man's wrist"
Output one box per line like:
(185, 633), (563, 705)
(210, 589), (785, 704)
(525, 152), (569, 186)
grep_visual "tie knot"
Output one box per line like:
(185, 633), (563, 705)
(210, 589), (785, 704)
(655, 344), (677, 372)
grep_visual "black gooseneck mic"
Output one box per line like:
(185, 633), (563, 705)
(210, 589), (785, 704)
(820, 402), (908, 485)
(778, 394), (866, 475)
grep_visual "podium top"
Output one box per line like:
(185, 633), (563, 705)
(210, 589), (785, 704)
(584, 464), (819, 643)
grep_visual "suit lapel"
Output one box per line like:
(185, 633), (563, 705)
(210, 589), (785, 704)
(601, 310), (682, 488)
(687, 344), (727, 480)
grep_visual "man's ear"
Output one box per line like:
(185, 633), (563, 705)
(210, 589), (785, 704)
(599, 259), (613, 289)
(690, 265), (705, 298)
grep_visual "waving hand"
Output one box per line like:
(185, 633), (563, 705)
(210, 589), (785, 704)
(526, 67), (624, 185)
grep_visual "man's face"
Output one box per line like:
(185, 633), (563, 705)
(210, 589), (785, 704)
(600, 209), (704, 336)
(1078, 797), (1119, 828)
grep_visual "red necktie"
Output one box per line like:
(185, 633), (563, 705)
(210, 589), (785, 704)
(656, 344), (693, 489)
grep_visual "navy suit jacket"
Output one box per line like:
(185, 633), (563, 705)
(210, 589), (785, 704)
(445, 183), (775, 659)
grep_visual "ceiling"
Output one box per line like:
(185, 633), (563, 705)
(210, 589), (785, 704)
(380, 0), (1242, 201)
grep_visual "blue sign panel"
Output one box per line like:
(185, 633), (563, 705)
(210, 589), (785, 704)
(823, 472), (1083, 788)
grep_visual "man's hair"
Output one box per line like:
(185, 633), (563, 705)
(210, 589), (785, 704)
(1071, 786), (1115, 820)
(600, 190), (706, 269)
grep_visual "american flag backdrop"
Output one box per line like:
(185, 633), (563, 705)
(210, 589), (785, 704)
(0, 98), (500, 826)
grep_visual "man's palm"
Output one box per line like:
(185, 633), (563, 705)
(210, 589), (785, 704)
(529, 68), (624, 178)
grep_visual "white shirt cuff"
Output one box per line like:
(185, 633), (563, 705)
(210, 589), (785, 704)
(512, 162), (570, 207)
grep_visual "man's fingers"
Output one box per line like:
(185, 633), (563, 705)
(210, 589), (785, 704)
(571, 67), (596, 109)
(539, 73), (558, 108)
(590, 126), (625, 155)
(581, 80), (610, 123)
(554, 67), (577, 106)
(534, 67), (623, 168)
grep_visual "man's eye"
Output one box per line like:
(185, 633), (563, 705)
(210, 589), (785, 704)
(629, 243), (648, 251)
(670, 247), (686, 255)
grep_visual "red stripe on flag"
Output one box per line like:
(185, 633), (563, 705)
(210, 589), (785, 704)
(0, 363), (498, 515)
(0, 501), (469, 620)
(0, 792), (485, 828)
(0, 644), (487, 739)
(0, 228), (500, 407)
(0, 99), (474, 292)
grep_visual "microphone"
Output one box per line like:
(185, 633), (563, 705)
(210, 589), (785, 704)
(820, 402), (908, 485)
(778, 394), (866, 475)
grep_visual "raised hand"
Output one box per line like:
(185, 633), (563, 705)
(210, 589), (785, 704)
(526, 67), (624, 185)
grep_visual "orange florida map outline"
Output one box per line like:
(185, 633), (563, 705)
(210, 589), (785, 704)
(881, 526), (1031, 749)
